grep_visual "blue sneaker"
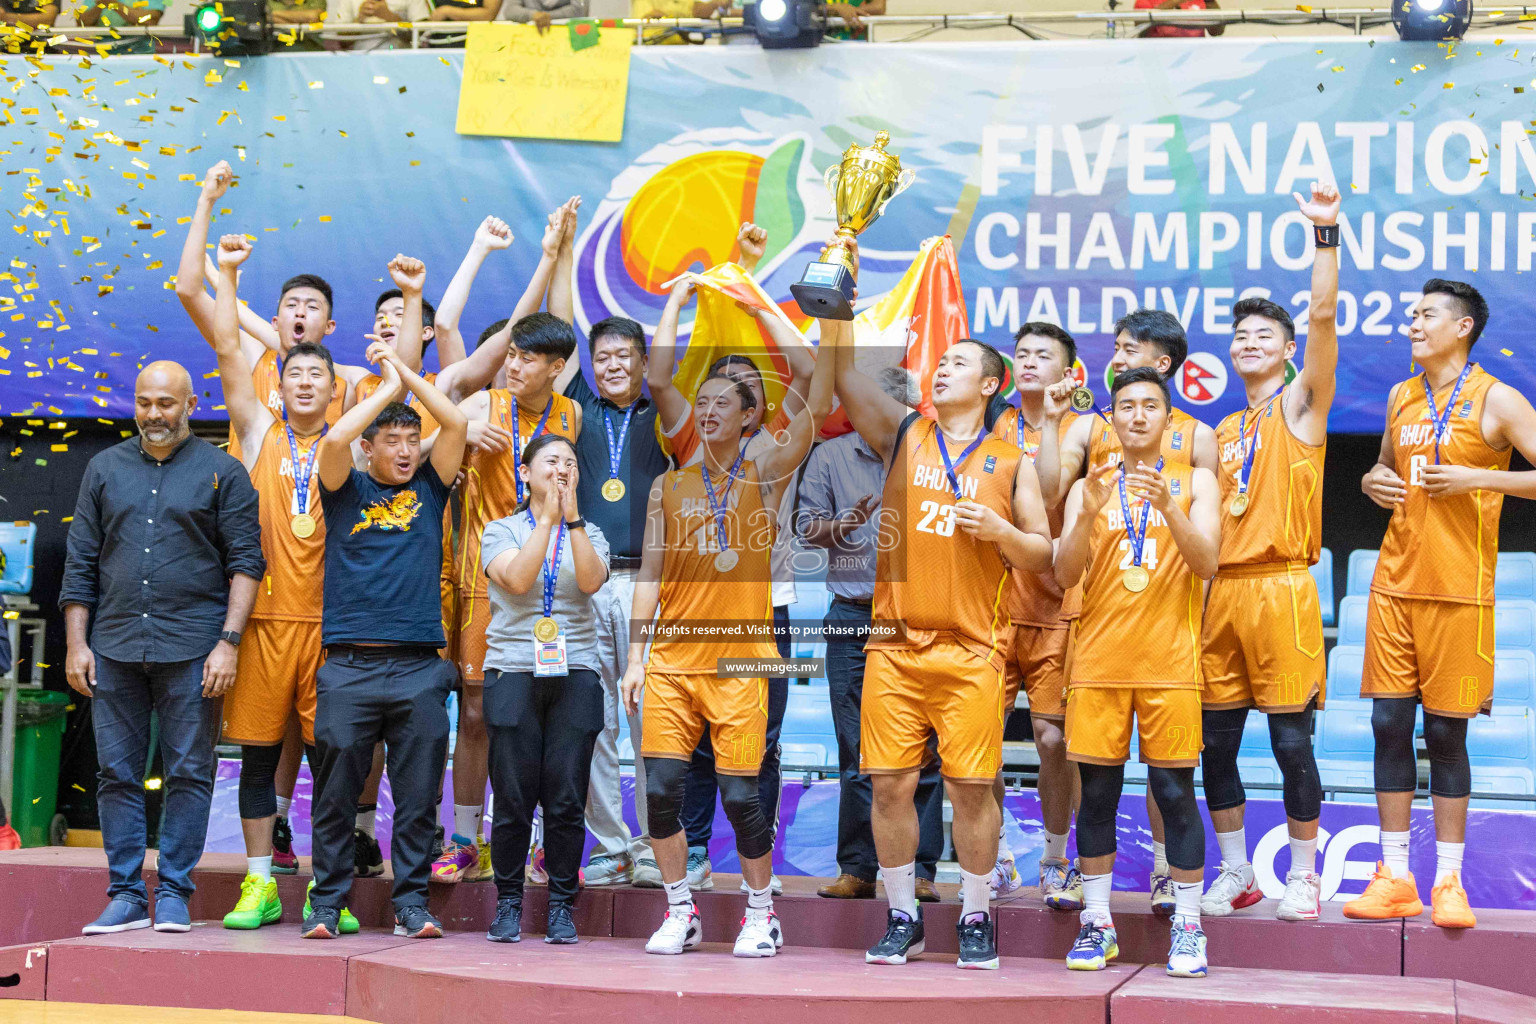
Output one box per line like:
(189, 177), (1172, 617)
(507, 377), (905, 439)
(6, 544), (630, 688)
(1166, 917), (1208, 978)
(153, 894), (192, 933)
(1065, 915), (1118, 971)
(82, 897), (152, 935)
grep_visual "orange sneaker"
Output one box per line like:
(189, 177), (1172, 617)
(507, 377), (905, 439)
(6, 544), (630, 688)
(1343, 862), (1424, 920)
(1430, 873), (1477, 929)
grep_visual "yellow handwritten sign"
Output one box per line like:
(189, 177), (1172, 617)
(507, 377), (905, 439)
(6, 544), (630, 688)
(456, 22), (632, 143)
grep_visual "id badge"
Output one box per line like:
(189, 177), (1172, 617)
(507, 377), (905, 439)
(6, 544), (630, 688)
(533, 634), (568, 677)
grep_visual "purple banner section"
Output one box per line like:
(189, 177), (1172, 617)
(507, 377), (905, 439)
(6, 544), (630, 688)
(206, 761), (1536, 910)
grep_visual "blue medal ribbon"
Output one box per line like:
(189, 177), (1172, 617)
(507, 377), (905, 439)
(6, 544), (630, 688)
(1118, 456), (1165, 568)
(701, 445), (749, 555)
(935, 427), (986, 502)
(1235, 385), (1285, 497)
(526, 510), (566, 622)
(285, 422), (325, 516)
(1421, 362), (1474, 466)
(509, 397), (554, 504)
(604, 402), (636, 485)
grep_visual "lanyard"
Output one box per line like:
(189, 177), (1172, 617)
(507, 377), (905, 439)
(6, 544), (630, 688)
(1015, 409), (1037, 463)
(935, 427), (986, 502)
(701, 445), (749, 554)
(1118, 457), (1164, 568)
(526, 510), (565, 621)
(508, 397), (554, 504)
(285, 423), (325, 515)
(1422, 363), (1474, 466)
(603, 402), (636, 481)
(1235, 385), (1285, 496)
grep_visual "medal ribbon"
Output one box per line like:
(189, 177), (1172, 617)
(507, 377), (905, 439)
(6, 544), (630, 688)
(1421, 362), (1474, 466)
(1236, 385), (1285, 497)
(604, 402), (636, 485)
(1118, 457), (1165, 569)
(508, 397), (554, 504)
(1015, 409), (1037, 463)
(935, 428), (986, 502)
(701, 444), (749, 555)
(526, 510), (566, 622)
(286, 423), (325, 517)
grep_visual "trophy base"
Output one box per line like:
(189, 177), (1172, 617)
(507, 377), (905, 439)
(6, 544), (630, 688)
(791, 261), (856, 321)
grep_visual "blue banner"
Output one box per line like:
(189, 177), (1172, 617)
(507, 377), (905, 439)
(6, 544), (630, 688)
(2, 41), (1528, 429)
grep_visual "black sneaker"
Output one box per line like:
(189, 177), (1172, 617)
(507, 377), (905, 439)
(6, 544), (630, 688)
(866, 909), (925, 965)
(302, 905), (341, 940)
(487, 898), (522, 943)
(355, 828), (385, 878)
(394, 905), (443, 938)
(430, 824), (445, 862)
(546, 902), (578, 944)
(956, 912), (1000, 970)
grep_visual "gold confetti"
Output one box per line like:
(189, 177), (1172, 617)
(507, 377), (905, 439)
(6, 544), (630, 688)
(308, 81), (324, 89)
(318, 215), (332, 222)
(1502, 348), (1514, 356)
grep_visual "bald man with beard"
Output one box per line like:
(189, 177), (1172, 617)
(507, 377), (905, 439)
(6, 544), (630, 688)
(62, 360), (266, 936)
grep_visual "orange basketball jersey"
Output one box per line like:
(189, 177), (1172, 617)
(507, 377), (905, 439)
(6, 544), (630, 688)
(869, 414), (1023, 668)
(993, 406), (1077, 626)
(454, 389), (578, 597)
(228, 350), (346, 461)
(647, 460), (780, 673)
(1072, 462), (1203, 688)
(1214, 386), (1324, 568)
(1373, 365), (1510, 606)
(248, 422), (326, 622)
(356, 371), (441, 438)
(1088, 404), (1199, 471)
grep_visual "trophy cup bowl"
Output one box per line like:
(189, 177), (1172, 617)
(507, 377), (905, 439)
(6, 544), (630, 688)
(790, 130), (916, 321)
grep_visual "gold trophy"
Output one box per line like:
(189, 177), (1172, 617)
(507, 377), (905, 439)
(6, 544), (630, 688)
(791, 130), (916, 321)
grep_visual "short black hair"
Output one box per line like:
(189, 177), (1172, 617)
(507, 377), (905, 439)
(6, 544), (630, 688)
(700, 371), (758, 413)
(282, 341), (336, 381)
(510, 311), (577, 361)
(373, 289), (437, 353)
(1422, 278), (1489, 347)
(362, 401), (422, 441)
(278, 274), (333, 317)
(1232, 297), (1296, 341)
(954, 339), (1006, 394)
(478, 318), (509, 347)
(708, 353), (762, 387)
(1014, 321), (1077, 372)
(1114, 309), (1188, 378)
(1110, 365), (1172, 410)
(588, 316), (646, 360)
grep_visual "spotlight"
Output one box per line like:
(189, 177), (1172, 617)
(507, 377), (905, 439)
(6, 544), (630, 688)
(185, 0), (272, 55)
(745, 0), (824, 49)
(1392, 0), (1471, 40)
(193, 2), (222, 31)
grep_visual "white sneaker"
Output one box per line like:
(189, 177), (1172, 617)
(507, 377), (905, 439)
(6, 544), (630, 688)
(733, 907), (782, 958)
(1276, 869), (1322, 922)
(989, 855), (1023, 898)
(739, 875), (784, 896)
(1166, 916), (1208, 978)
(1200, 861), (1262, 917)
(645, 903), (703, 955)
(685, 849), (713, 891)
(1150, 870), (1176, 916)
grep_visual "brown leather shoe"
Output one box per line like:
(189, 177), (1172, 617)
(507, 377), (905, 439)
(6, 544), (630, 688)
(915, 877), (940, 903)
(817, 873), (877, 899)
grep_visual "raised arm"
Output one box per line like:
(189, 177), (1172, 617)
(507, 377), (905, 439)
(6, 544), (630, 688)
(648, 279), (696, 437)
(828, 310), (906, 466)
(757, 304), (815, 422)
(319, 358), (401, 490)
(435, 215), (513, 371)
(388, 254), (428, 375)
(1287, 181), (1342, 447)
(736, 221), (768, 275)
(758, 314), (836, 504)
(176, 162), (234, 344)
(213, 235), (275, 466)
(548, 196), (581, 328)
(1034, 377), (1075, 508)
(205, 251), (281, 355)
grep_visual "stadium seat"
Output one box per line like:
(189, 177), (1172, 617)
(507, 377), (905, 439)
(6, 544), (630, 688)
(1337, 595), (1369, 647)
(1496, 599), (1536, 651)
(779, 685), (837, 769)
(1238, 707), (1273, 756)
(788, 579), (832, 663)
(1312, 547), (1335, 626)
(0, 521), (35, 595)
(1495, 648), (1536, 709)
(1314, 699), (1375, 762)
(1327, 644), (1365, 698)
(1346, 549), (1378, 597)
(1467, 707), (1536, 806)
(1496, 552), (1536, 600)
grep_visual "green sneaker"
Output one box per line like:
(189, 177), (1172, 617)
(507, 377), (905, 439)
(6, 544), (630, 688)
(223, 874), (282, 929)
(305, 880), (360, 935)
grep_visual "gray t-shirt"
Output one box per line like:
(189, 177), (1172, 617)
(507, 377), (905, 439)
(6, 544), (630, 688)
(481, 513), (610, 675)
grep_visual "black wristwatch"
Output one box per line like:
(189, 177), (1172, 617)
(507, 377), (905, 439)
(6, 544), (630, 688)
(565, 517), (587, 530)
(220, 630), (242, 647)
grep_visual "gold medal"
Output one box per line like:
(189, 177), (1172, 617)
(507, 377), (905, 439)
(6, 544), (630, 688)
(291, 513), (317, 539)
(1229, 492), (1249, 517)
(1122, 565), (1150, 593)
(602, 478), (626, 502)
(1070, 386), (1095, 413)
(714, 549), (739, 573)
(534, 616), (560, 643)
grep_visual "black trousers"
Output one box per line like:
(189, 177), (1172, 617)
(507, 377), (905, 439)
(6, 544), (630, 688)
(310, 646), (453, 912)
(484, 668), (604, 904)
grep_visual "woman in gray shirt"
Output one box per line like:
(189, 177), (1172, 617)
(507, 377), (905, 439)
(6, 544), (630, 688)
(480, 433), (609, 944)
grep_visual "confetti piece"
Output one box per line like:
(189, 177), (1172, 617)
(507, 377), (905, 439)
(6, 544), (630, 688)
(373, 76), (389, 85)
(319, 215), (332, 222)
(1444, 82), (1455, 89)
(1503, 348), (1514, 356)
(308, 81), (324, 89)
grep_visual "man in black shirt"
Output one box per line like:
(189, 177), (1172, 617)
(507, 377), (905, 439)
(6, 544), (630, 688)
(61, 360), (264, 935)
(304, 340), (468, 940)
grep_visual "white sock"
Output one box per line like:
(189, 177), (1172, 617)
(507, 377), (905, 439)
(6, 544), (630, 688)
(664, 878), (693, 907)
(453, 804), (482, 842)
(275, 796), (292, 820)
(1435, 841), (1465, 885)
(1215, 828), (1248, 868)
(1289, 835), (1318, 876)
(355, 806), (375, 834)
(1152, 840), (1169, 876)
(1380, 830), (1411, 877)
(1173, 880), (1201, 920)
(960, 868), (991, 918)
(247, 855), (272, 882)
(747, 884), (773, 911)
(881, 862), (917, 919)
(1082, 871), (1112, 923)
(1044, 830), (1069, 863)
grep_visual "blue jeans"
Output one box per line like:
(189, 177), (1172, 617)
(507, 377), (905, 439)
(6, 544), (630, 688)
(92, 654), (222, 906)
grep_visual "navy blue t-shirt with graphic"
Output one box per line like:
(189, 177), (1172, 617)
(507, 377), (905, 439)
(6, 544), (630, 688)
(319, 465), (450, 647)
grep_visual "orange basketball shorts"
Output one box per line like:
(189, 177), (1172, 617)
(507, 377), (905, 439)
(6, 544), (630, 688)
(1065, 686), (1203, 768)
(1201, 565), (1326, 713)
(456, 588), (492, 685)
(1003, 623), (1070, 721)
(861, 640), (1004, 783)
(641, 671), (769, 776)
(1361, 591), (1494, 717)
(223, 617), (323, 746)
(440, 574), (460, 670)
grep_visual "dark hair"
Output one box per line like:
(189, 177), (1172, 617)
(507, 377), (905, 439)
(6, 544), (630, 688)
(362, 401), (422, 442)
(281, 341), (336, 382)
(1421, 278), (1489, 347)
(510, 311), (577, 361)
(699, 371), (758, 413)
(1231, 297), (1296, 341)
(278, 274), (333, 317)
(953, 339), (1006, 394)
(1110, 365), (1172, 410)
(708, 353), (762, 388)
(588, 316), (645, 360)
(512, 432), (579, 514)
(1015, 321), (1078, 372)
(477, 318), (510, 350)
(1113, 309), (1187, 378)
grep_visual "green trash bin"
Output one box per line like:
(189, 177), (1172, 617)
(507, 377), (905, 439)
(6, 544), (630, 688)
(9, 689), (70, 848)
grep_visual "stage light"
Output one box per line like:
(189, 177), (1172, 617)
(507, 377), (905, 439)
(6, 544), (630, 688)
(184, 0), (272, 55)
(1392, 0), (1471, 40)
(746, 0), (823, 49)
(193, 2), (222, 31)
